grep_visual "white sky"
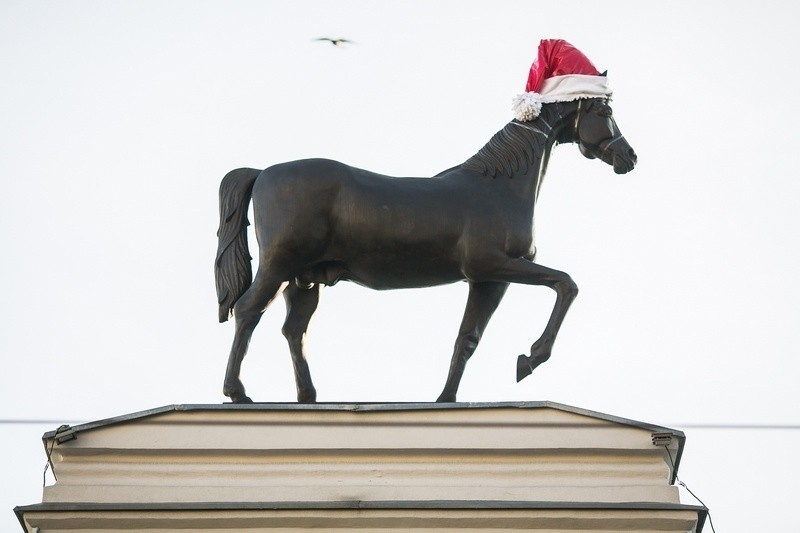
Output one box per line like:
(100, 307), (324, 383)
(1, 1), (798, 531)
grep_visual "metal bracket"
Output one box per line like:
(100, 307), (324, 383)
(651, 431), (673, 447)
(53, 425), (76, 444)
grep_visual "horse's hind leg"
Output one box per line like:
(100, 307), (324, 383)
(437, 281), (509, 402)
(282, 282), (321, 403)
(223, 267), (286, 403)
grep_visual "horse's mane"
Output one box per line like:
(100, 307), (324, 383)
(462, 106), (560, 178)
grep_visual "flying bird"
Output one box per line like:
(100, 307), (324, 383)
(314, 37), (354, 47)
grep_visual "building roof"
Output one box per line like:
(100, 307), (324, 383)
(41, 401), (687, 483)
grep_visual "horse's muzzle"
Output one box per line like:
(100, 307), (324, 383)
(613, 148), (637, 174)
(614, 144), (637, 174)
(587, 136), (637, 174)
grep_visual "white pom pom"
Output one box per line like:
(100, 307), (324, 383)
(512, 92), (543, 121)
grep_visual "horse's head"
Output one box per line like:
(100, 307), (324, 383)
(574, 98), (637, 174)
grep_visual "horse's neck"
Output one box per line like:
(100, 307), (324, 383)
(461, 103), (574, 204)
(533, 130), (561, 204)
(508, 109), (567, 202)
(523, 103), (577, 203)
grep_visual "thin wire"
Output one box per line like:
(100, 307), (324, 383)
(42, 429), (59, 487)
(0, 419), (87, 425)
(664, 445), (717, 533)
(43, 437), (54, 486)
(670, 423), (800, 430)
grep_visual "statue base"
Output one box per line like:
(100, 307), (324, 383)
(15, 402), (706, 532)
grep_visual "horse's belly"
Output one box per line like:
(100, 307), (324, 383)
(319, 251), (460, 290)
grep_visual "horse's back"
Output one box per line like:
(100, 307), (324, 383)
(252, 157), (457, 218)
(255, 157), (350, 192)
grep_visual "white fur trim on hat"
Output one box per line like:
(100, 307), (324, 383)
(511, 92), (544, 122)
(512, 74), (612, 121)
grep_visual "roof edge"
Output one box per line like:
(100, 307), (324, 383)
(39, 402), (686, 485)
(15, 499), (708, 512)
(15, 500), (708, 533)
(42, 401), (684, 439)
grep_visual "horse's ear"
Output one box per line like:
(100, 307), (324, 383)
(599, 70), (607, 77)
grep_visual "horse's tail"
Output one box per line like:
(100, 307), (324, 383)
(215, 167), (261, 323)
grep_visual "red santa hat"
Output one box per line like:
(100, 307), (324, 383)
(512, 39), (612, 121)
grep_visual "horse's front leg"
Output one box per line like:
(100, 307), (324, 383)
(436, 281), (509, 402)
(486, 258), (578, 382)
(281, 282), (321, 403)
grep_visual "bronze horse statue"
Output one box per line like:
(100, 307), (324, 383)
(216, 97), (636, 403)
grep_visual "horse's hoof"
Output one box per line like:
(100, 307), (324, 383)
(297, 389), (317, 404)
(224, 386), (253, 404)
(436, 392), (456, 403)
(223, 379), (252, 404)
(516, 354), (533, 382)
(232, 395), (253, 404)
